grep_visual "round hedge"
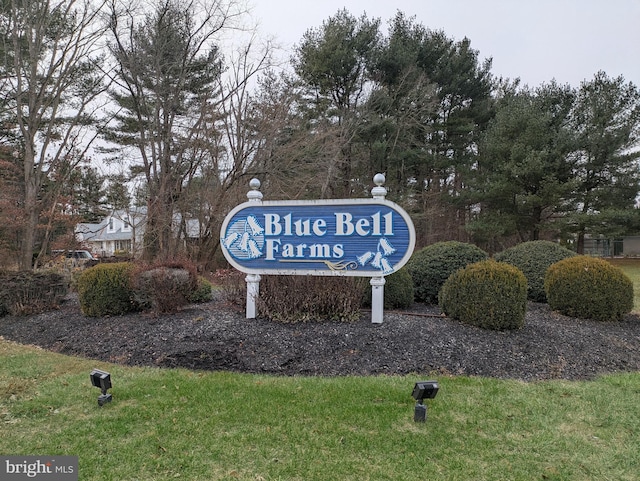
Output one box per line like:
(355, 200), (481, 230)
(77, 262), (138, 317)
(495, 240), (577, 302)
(439, 259), (527, 330)
(544, 256), (633, 321)
(406, 241), (489, 304)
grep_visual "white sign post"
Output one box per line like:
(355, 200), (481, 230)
(369, 173), (389, 324)
(220, 174), (416, 323)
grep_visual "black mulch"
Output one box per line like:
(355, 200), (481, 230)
(1, 294), (639, 381)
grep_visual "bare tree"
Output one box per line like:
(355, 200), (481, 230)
(1, 0), (111, 270)
(185, 33), (276, 266)
(249, 70), (346, 201)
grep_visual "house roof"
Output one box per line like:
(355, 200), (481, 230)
(76, 224), (132, 242)
(75, 208), (202, 243)
(75, 208), (145, 243)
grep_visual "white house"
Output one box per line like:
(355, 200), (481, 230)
(75, 209), (146, 257)
(75, 208), (203, 257)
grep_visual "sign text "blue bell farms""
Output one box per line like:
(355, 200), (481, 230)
(220, 200), (416, 277)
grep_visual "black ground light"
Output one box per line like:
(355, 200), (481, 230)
(412, 381), (438, 422)
(90, 369), (112, 406)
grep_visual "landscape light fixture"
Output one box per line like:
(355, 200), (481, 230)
(412, 380), (439, 422)
(90, 369), (112, 406)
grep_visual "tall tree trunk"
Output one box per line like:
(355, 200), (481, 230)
(576, 231), (585, 255)
(20, 204), (38, 271)
(20, 144), (38, 271)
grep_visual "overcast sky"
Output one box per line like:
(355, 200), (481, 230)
(249, 0), (640, 89)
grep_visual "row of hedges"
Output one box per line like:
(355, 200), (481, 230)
(0, 262), (213, 318)
(75, 241), (630, 326)
(76, 261), (213, 316)
(2, 241), (632, 330)
(224, 240), (632, 327)
(406, 240), (578, 305)
(404, 241), (633, 329)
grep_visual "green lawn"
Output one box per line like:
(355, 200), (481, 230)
(606, 258), (640, 312)
(1, 339), (639, 481)
(2, 260), (639, 480)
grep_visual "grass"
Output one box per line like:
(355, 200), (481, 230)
(1, 339), (639, 480)
(2, 260), (639, 480)
(606, 258), (640, 312)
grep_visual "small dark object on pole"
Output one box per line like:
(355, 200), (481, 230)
(90, 369), (112, 406)
(412, 380), (438, 422)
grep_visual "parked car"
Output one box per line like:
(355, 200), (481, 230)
(70, 250), (97, 260)
(50, 250), (99, 268)
(52, 250), (97, 260)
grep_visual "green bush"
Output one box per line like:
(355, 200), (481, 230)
(190, 276), (214, 303)
(258, 276), (365, 322)
(439, 260), (527, 330)
(0, 270), (69, 316)
(495, 240), (577, 302)
(361, 268), (414, 309)
(132, 262), (198, 313)
(77, 262), (138, 317)
(544, 256), (633, 321)
(407, 241), (489, 304)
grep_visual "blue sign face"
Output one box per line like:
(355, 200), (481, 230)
(220, 199), (416, 276)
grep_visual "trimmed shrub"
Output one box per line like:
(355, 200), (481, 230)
(0, 270), (69, 316)
(190, 276), (214, 303)
(407, 241), (489, 304)
(77, 262), (138, 317)
(132, 262), (198, 313)
(495, 240), (576, 302)
(544, 256), (633, 321)
(258, 276), (365, 322)
(361, 268), (414, 309)
(439, 260), (527, 330)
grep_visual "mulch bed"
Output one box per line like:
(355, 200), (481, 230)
(1, 294), (639, 381)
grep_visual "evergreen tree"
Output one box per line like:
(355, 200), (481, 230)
(470, 82), (577, 246)
(107, 0), (227, 260)
(293, 9), (381, 197)
(57, 165), (107, 223)
(568, 71), (640, 252)
(105, 173), (132, 212)
(368, 12), (494, 244)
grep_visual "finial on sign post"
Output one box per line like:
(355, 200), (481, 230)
(371, 173), (387, 199)
(247, 178), (263, 201)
